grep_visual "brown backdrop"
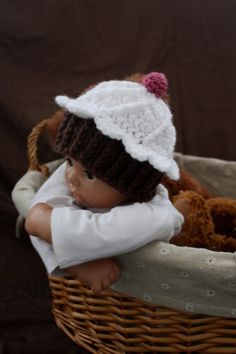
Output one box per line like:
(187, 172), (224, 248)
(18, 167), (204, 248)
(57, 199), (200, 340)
(0, 1), (235, 353)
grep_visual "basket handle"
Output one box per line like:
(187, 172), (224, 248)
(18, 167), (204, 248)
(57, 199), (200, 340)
(27, 118), (51, 177)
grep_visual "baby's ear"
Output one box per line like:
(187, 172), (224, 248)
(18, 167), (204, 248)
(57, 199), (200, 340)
(162, 168), (214, 201)
(206, 197), (236, 236)
(171, 190), (215, 249)
(47, 109), (65, 145)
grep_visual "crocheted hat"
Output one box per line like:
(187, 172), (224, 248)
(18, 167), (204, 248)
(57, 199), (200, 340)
(54, 72), (179, 202)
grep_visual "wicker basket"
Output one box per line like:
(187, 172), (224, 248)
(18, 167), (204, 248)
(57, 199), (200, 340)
(26, 118), (236, 353)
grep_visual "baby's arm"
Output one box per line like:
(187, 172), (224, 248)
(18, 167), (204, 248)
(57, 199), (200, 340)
(25, 203), (120, 292)
(25, 203), (52, 243)
(50, 184), (184, 270)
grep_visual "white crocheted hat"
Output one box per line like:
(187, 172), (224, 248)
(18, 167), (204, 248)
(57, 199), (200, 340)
(55, 72), (179, 180)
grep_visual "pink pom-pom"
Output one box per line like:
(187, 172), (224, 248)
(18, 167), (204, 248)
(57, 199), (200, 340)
(142, 72), (168, 98)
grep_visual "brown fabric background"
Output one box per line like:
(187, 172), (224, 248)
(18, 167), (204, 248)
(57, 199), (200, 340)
(0, 1), (235, 353)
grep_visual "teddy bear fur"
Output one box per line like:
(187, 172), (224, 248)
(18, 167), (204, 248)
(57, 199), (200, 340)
(170, 191), (236, 252)
(162, 169), (213, 200)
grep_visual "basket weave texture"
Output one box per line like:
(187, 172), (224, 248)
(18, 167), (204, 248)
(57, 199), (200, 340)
(49, 275), (236, 353)
(27, 118), (236, 353)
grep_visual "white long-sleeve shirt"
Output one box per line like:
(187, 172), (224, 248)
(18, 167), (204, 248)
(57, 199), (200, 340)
(30, 162), (184, 273)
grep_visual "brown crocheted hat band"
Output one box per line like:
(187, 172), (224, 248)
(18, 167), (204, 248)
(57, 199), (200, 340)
(54, 111), (164, 202)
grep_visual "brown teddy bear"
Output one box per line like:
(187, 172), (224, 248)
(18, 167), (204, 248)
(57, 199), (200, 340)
(170, 190), (236, 252)
(160, 163), (236, 252)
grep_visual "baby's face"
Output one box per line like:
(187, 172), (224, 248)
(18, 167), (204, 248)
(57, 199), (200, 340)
(65, 158), (127, 209)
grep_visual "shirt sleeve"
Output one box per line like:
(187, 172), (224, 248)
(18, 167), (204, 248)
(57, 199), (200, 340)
(29, 162), (78, 273)
(51, 184), (184, 269)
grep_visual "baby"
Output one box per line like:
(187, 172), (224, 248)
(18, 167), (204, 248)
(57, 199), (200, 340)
(25, 72), (184, 292)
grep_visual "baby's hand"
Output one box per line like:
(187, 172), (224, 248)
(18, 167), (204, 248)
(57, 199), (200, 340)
(65, 258), (120, 293)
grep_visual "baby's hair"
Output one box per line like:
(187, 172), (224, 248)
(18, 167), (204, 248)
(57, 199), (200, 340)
(54, 112), (164, 202)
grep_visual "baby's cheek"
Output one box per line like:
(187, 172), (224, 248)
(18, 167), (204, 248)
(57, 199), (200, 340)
(65, 168), (72, 186)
